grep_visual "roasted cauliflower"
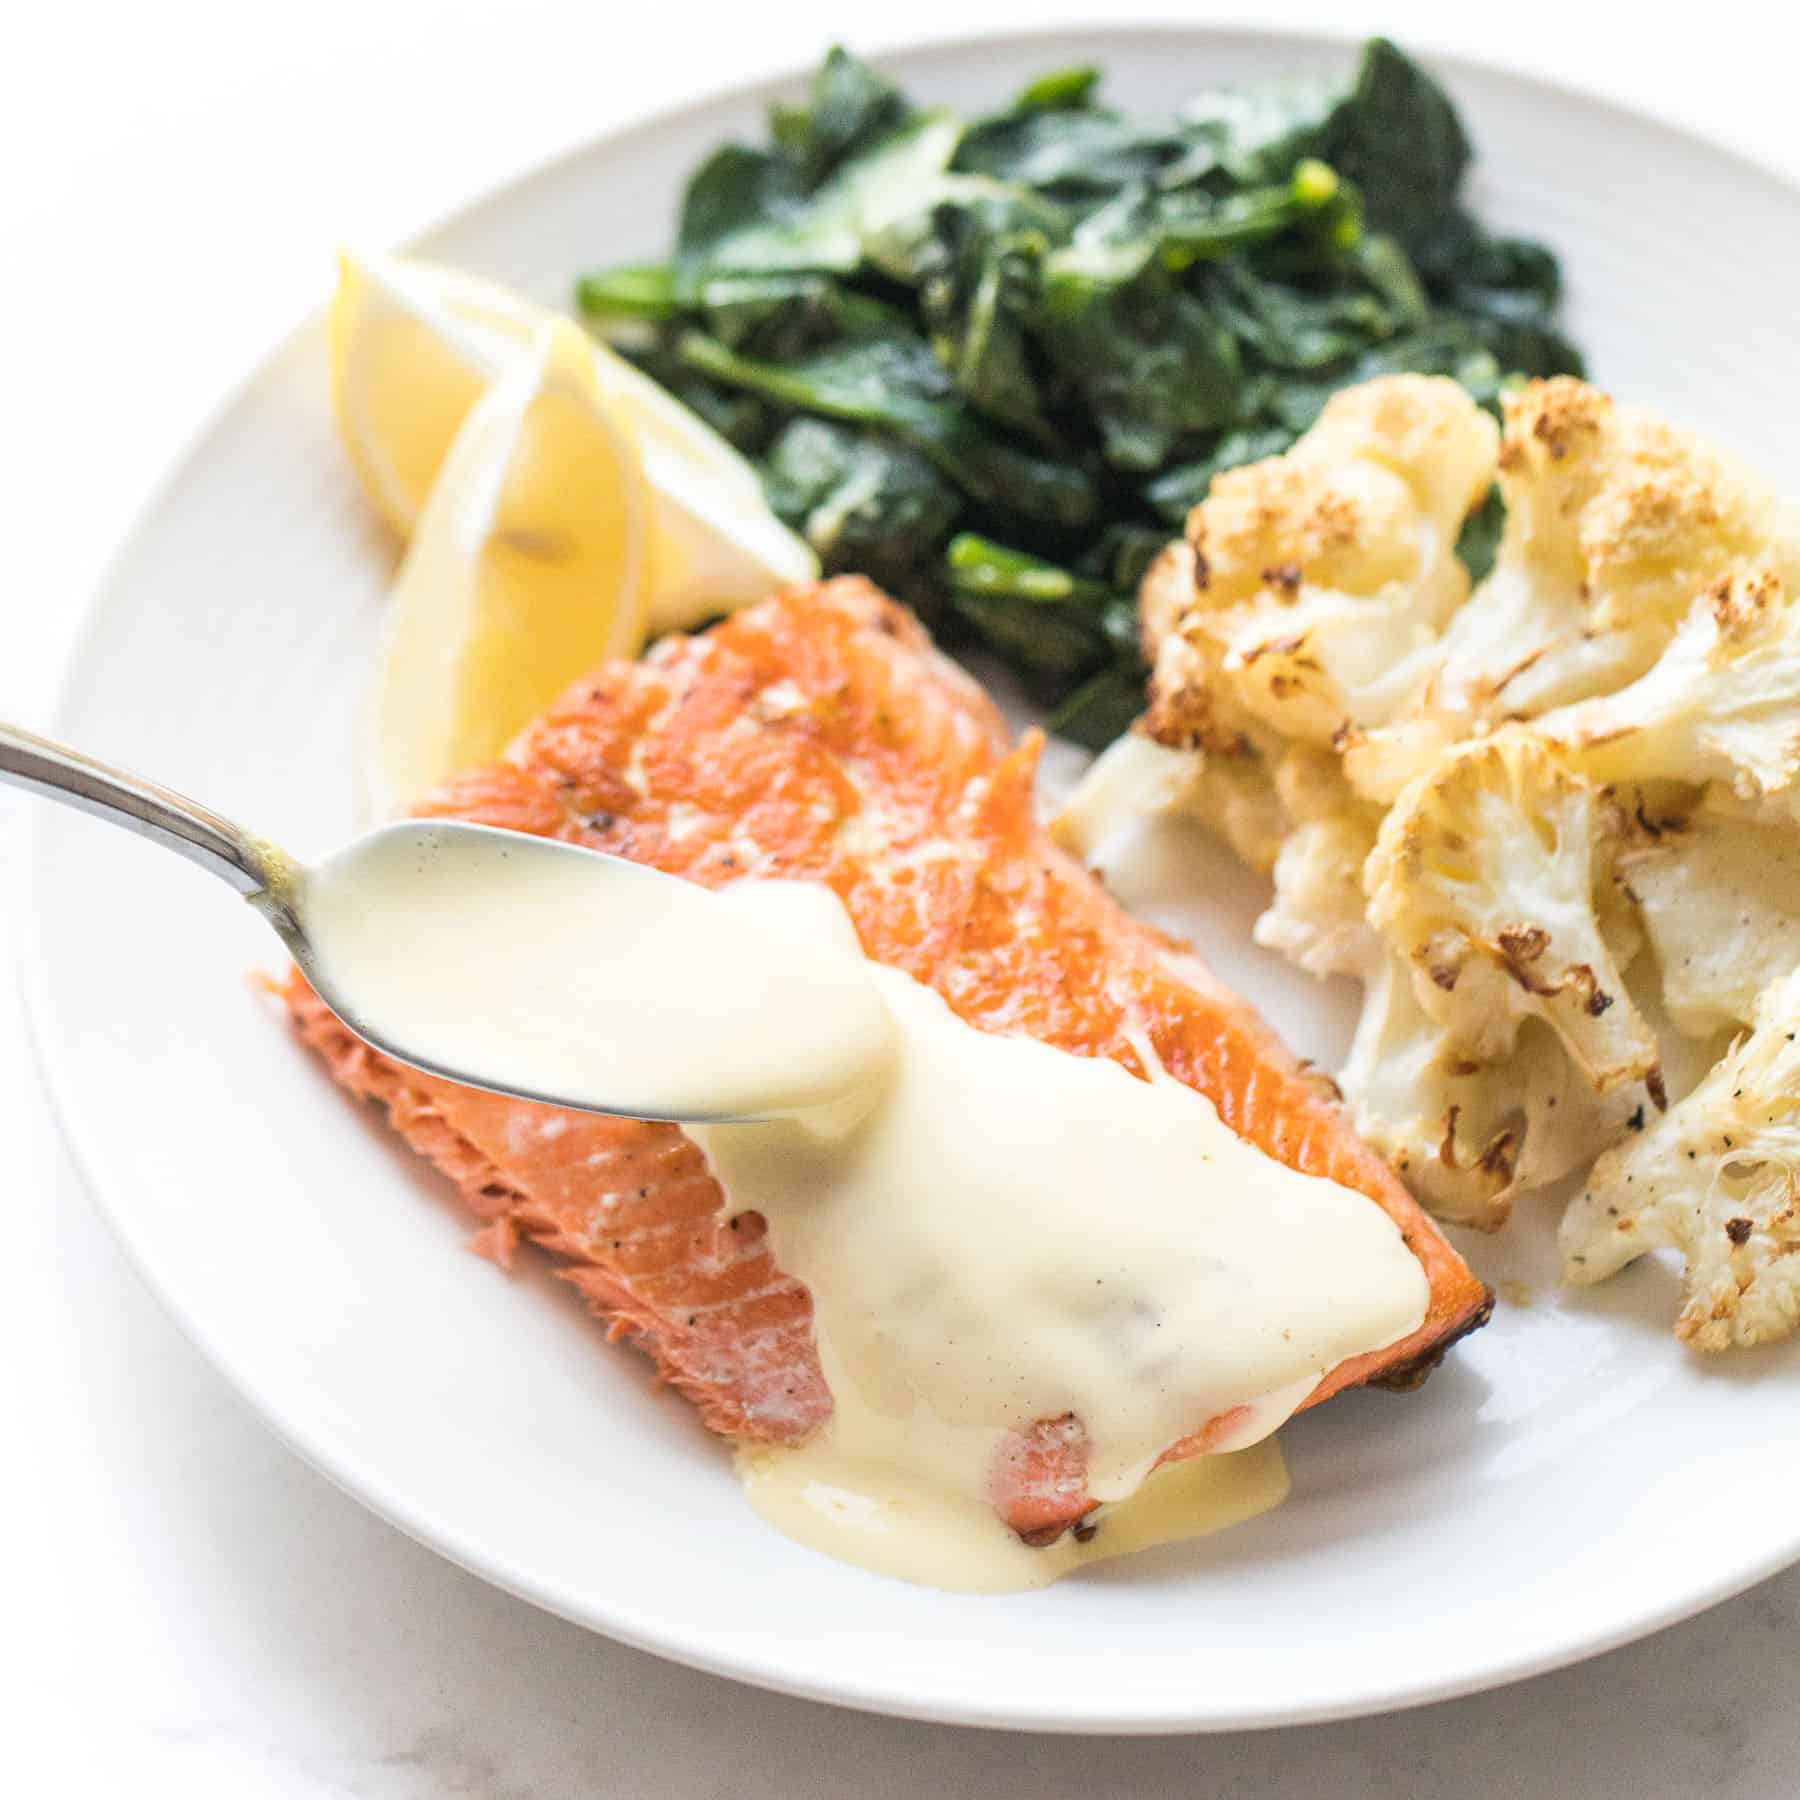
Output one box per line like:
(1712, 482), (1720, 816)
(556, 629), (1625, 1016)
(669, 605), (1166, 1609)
(1561, 969), (1800, 1350)
(1339, 950), (1515, 1225)
(1051, 726), (1289, 876)
(1144, 375), (1498, 754)
(1343, 380), (1800, 802)
(1070, 369), (1800, 1344)
(1332, 938), (1642, 1230)
(1617, 793), (1800, 1040)
(1540, 571), (1800, 801)
(1256, 811), (1380, 980)
(1364, 731), (1659, 1093)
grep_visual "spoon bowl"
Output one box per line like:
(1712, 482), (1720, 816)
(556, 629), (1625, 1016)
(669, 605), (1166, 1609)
(0, 720), (891, 1122)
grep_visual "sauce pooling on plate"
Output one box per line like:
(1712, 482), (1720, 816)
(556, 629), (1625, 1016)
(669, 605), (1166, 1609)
(297, 830), (1428, 1590)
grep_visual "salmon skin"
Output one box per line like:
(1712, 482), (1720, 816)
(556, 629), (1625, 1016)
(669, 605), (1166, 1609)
(285, 578), (1490, 1542)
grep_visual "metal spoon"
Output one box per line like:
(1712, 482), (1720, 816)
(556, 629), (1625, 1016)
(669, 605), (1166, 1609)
(0, 719), (889, 1121)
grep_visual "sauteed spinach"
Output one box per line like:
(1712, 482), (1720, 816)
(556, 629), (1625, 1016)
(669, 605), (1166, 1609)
(578, 38), (1582, 747)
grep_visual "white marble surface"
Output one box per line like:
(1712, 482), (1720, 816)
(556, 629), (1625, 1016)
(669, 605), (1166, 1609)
(7, 2), (1800, 1791)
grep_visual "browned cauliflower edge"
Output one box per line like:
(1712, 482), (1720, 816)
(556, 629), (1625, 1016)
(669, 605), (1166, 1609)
(1562, 971), (1800, 1350)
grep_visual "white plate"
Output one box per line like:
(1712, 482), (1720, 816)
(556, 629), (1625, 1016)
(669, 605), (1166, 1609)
(26, 24), (1800, 1734)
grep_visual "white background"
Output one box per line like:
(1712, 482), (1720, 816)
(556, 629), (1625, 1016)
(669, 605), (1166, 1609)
(6, 2), (1799, 1792)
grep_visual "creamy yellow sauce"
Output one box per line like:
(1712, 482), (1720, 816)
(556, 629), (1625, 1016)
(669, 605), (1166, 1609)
(300, 833), (1429, 1590)
(735, 1434), (1291, 1593)
(693, 951), (1427, 1588)
(298, 824), (894, 1121)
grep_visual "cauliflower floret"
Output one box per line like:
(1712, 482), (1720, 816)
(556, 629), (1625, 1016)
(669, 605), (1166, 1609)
(1340, 951), (1521, 1226)
(1503, 377), (1800, 639)
(1125, 541), (1296, 874)
(1051, 724), (1289, 876)
(1255, 813), (1379, 979)
(1140, 541), (1287, 759)
(1191, 375), (1495, 606)
(1508, 1019), (1654, 1198)
(1253, 745), (1383, 977)
(1365, 731), (1661, 1093)
(1179, 751), (1292, 876)
(1340, 561), (1655, 803)
(1145, 376), (1497, 752)
(1617, 789), (1800, 1038)
(1539, 571), (1800, 800)
(1561, 968), (1800, 1349)
(1337, 957), (1641, 1227)
(1052, 731), (1199, 865)
(1271, 740), (1361, 826)
(1344, 380), (1800, 802)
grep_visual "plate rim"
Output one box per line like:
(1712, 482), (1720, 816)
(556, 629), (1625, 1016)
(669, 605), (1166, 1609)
(23, 17), (1800, 1733)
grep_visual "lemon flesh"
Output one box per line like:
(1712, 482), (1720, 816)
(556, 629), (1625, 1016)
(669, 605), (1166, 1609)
(331, 251), (814, 630)
(372, 319), (649, 814)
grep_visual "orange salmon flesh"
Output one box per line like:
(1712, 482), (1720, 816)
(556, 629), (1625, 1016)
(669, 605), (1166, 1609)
(284, 579), (1490, 1543)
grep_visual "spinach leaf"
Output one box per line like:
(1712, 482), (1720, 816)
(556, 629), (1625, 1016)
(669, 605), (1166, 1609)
(1174, 78), (1339, 185)
(1154, 169), (1341, 267)
(675, 112), (963, 295)
(674, 146), (811, 293)
(945, 535), (1144, 707)
(1347, 233), (1431, 326)
(688, 272), (910, 359)
(1037, 236), (1241, 470)
(1050, 662), (1154, 751)
(946, 230), (1055, 439)
(952, 591), (1111, 680)
(1409, 211), (1585, 378)
(947, 532), (1112, 604)
(1078, 523), (1170, 597)
(866, 179), (1071, 442)
(678, 331), (1101, 535)
(769, 47), (914, 186)
(1321, 38), (1470, 253)
(1211, 260), (1396, 371)
(954, 107), (1197, 195)
(1416, 212), (1560, 316)
(1351, 325), (1508, 399)
(763, 418), (963, 604)
(1455, 485), (1507, 583)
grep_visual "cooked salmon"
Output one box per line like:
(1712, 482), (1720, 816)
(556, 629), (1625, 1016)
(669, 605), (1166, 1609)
(284, 577), (1490, 1542)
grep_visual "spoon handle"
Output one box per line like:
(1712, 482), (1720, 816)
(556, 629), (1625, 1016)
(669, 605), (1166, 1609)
(0, 720), (286, 897)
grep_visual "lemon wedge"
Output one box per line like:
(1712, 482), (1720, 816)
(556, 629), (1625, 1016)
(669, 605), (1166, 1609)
(331, 251), (816, 630)
(371, 318), (649, 814)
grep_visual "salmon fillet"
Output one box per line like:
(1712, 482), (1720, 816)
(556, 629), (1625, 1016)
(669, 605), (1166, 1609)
(285, 578), (1490, 1542)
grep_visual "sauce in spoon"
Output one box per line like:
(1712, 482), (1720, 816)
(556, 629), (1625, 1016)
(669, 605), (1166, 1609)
(294, 822), (895, 1121)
